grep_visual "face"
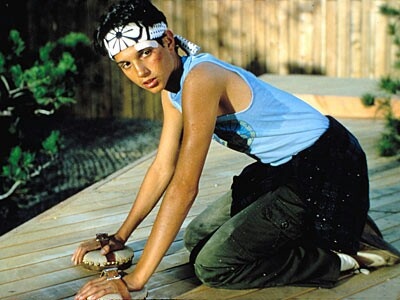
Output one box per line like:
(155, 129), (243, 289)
(114, 32), (177, 94)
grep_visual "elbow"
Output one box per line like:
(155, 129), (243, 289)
(175, 181), (199, 200)
(169, 179), (199, 205)
(187, 185), (199, 200)
(182, 175), (200, 198)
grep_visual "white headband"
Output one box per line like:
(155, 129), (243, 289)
(103, 21), (200, 59)
(104, 21), (166, 59)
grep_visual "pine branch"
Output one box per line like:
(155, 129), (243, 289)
(0, 158), (55, 201)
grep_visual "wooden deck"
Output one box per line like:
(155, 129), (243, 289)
(1, 117), (400, 299)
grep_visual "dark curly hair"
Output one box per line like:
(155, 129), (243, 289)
(94, 0), (167, 56)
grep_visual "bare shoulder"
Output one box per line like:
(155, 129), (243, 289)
(182, 62), (227, 95)
(161, 90), (173, 107)
(182, 61), (251, 115)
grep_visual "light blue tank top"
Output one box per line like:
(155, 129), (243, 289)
(168, 53), (329, 166)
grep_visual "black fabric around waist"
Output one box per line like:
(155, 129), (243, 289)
(231, 116), (370, 253)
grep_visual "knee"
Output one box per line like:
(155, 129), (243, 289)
(183, 226), (196, 252)
(194, 264), (222, 287)
(184, 214), (219, 252)
(193, 252), (232, 287)
(183, 217), (207, 252)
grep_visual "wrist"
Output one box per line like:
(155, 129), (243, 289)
(115, 231), (129, 244)
(122, 273), (146, 291)
(116, 278), (132, 299)
(100, 268), (131, 299)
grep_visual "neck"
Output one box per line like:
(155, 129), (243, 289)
(165, 56), (183, 93)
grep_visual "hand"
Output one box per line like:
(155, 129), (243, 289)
(71, 234), (125, 265)
(100, 234), (125, 255)
(74, 277), (131, 300)
(72, 238), (101, 265)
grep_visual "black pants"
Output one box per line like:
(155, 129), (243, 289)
(231, 116), (369, 254)
(184, 117), (368, 289)
(185, 186), (341, 289)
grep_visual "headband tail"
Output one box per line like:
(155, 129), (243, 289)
(175, 35), (201, 56)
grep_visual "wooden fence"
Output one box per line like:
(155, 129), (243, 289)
(18, 0), (400, 120)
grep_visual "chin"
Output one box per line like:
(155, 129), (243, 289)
(146, 85), (164, 94)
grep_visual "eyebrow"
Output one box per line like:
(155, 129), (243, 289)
(116, 60), (128, 66)
(114, 46), (156, 66)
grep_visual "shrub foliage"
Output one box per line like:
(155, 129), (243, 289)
(0, 30), (90, 205)
(362, 4), (400, 158)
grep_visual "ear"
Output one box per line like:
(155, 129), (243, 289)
(163, 30), (176, 51)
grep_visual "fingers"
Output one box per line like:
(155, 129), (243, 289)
(71, 239), (101, 265)
(74, 277), (115, 300)
(109, 235), (125, 251)
(71, 247), (85, 265)
(100, 236), (125, 255)
(74, 278), (130, 300)
(71, 235), (128, 266)
(72, 245), (91, 265)
(100, 244), (111, 255)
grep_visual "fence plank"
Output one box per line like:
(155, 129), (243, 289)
(18, 0), (398, 120)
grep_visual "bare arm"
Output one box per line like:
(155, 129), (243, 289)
(115, 91), (183, 242)
(74, 64), (228, 300)
(71, 91), (183, 264)
(124, 64), (225, 290)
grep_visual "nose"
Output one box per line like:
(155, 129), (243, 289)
(133, 61), (150, 77)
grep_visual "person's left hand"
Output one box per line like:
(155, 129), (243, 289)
(74, 276), (131, 300)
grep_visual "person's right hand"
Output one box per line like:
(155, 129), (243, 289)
(71, 238), (101, 265)
(71, 234), (126, 265)
(99, 234), (125, 255)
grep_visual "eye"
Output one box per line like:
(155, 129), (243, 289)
(140, 48), (153, 58)
(118, 61), (131, 70)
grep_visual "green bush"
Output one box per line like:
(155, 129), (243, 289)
(362, 4), (400, 158)
(0, 30), (91, 205)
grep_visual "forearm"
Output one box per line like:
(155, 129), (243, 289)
(124, 181), (197, 290)
(120, 76), (219, 288)
(116, 160), (174, 242)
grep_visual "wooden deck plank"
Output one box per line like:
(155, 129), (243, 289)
(1, 237), (188, 299)
(341, 276), (400, 300)
(1, 118), (400, 299)
(291, 265), (400, 299)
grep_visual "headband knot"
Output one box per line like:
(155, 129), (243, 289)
(174, 35), (201, 56)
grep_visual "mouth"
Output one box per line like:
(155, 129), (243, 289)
(142, 78), (158, 89)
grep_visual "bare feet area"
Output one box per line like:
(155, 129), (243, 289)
(0, 118), (162, 235)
